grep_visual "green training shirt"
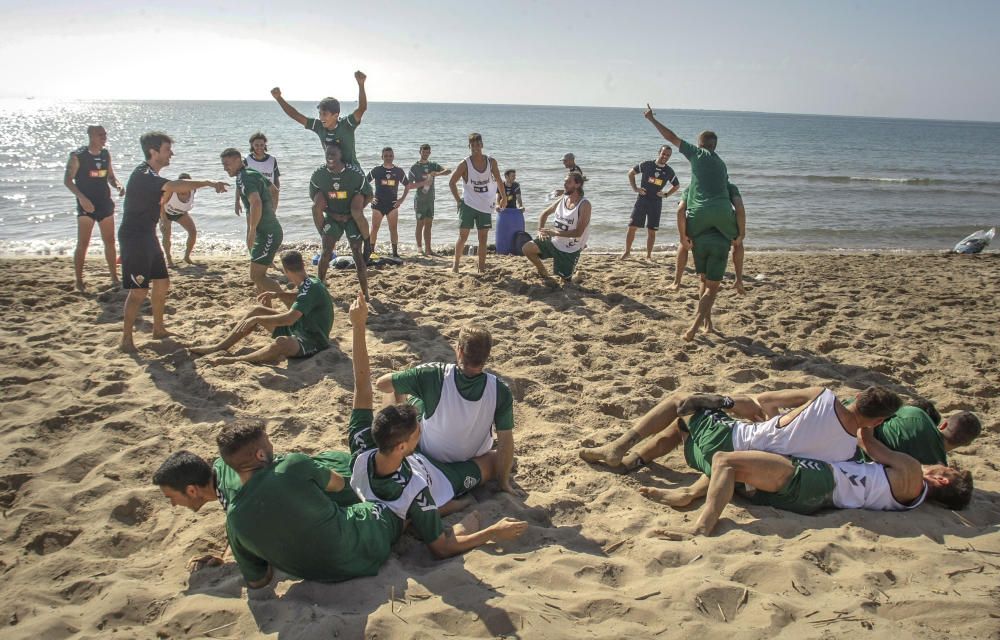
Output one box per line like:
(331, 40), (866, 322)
(391, 362), (515, 430)
(212, 452), (357, 512)
(678, 140), (737, 239)
(238, 168), (280, 231)
(288, 276), (334, 351)
(867, 406), (948, 465)
(226, 453), (402, 583)
(309, 165), (372, 218)
(305, 114), (360, 166)
(409, 161), (444, 203)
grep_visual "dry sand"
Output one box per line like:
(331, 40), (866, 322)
(0, 251), (998, 639)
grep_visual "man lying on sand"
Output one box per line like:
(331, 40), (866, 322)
(855, 399), (980, 466)
(649, 425), (973, 537)
(190, 250), (333, 363)
(376, 324), (519, 496)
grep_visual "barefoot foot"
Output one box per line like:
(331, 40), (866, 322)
(638, 487), (698, 508)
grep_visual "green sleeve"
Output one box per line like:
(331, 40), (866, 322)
(282, 452), (331, 491)
(345, 113), (359, 128)
(226, 519), (269, 583)
(494, 379), (515, 431)
(727, 182), (742, 200)
(407, 487), (444, 543)
(291, 281), (319, 317)
(678, 139), (698, 161)
(309, 168), (325, 200)
(360, 175), (373, 197)
(391, 364), (444, 400)
(305, 117), (321, 134)
(347, 408), (375, 455)
(431, 162), (443, 172)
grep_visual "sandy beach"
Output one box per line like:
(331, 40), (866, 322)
(0, 251), (997, 639)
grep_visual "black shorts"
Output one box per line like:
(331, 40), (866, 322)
(77, 198), (115, 223)
(629, 198), (663, 230)
(372, 201), (397, 216)
(164, 211), (189, 222)
(119, 234), (168, 289)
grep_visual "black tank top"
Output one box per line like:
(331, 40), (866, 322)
(73, 147), (111, 201)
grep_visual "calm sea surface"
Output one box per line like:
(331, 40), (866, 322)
(1, 99), (998, 255)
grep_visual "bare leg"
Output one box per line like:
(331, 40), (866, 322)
(370, 210), (384, 250)
(646, 228), (656, 259)
(621, 226), (638, 260)
(250, 262), (281, 295)
(74, 216), (95, 290)
(668, 247), (688, 291)
(477, 228), (489, 273)
(97, 215), (119, 286)
(177, 214), (197, 264)
(522, 241), (550, 278)
(453, 228), (471, 273)
(190, 305), (280, 354)
(424, 219), (434, 255)
(209, 335), (300, 365)
(387, 209), (400, 256)
(349, 237), (370, 301)
(685, 279), (720, 341)
(415, 218), (424, 253)
(733, 243), (745, 294)
(639, 473), (711, 508)
(350, 206), (371, 241)
(694, 451), (795, 536)
(161, 219), (175, 268)
(620, 420), (685, 471)
(579, 392), (688, 468)
(120, 287), (148, 352)
(150, 278), (171, 338)
(318, 235), (334, 281)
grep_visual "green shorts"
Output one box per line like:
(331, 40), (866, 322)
(427, 454), (483, 497)
(682, 409), (737, 476)
(750, 458), (835, 515)
(459, 202), (492, 229)
(414, 198), (435, 220)
(534, 237), (582, 279)
(323, 217), (363, 243)
(272, 326), (328, 359)
(250, 224), (283, 265)
(691, 230), (731, 282)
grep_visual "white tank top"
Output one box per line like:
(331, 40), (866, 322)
(550, 196), (590, 254)
(830, 461), (928, 511)
(245, 154), (278, 183)
(462, 155), (497, 214)
(420, 363), (498, 463)
(349, 450), (453, 519)
(164, 191), (195, 217)
(731, 389), (857, 462)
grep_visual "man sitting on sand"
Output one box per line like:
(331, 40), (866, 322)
(346, 293), (528, 557)
(656, 425), (973, 537)
(671, 182), (746, 295)
(643, 104), (738, 340)
(521, 172), (591, 282)
(375, 324), (519, 496)
(191, 250), (333, 363)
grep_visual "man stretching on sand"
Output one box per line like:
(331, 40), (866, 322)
(376, 324), (519, 496)
(408, 144), (451, 255)
(643, 104), (737, 340)
(65, 125), (125, 291)
(119, 132), (227, 352)
(347, 293), (528, 557)
(449, 133), (507, 274)
(621, 145), (680, 260)
(221, 148), (283, 294)
(671, 182), (746, 294)
(521, 172), (591, 281)
(191, 250), (333, 363)
(653, 426), (973, 537)
(311, 143), (373, 299)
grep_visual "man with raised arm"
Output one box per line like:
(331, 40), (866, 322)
(119, 132), (227, 352)
(65, 125), (125, 291)
(521, 172), (591, 281)
(310, 142), (373, 300)
(408, 143), (451, 256)
(221, 148), (283, 294)
(449, 133), (507, 274)
(190, 250), (333, 364)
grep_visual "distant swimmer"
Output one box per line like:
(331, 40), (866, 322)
(671, 182), (745, 295)
(449, 133), (507, 274)
(159, 172), (197, 267)
(643, 104), (737, 341)
(367, 147), (411, 258)
(237, 132), (281, 212)
(310, 142), (374, 300)
(119, 132), (227, 353)
(221, 148), (283, 294)
(190, 250), (333, 364)
(271, 71), (368, 169)
(621, 145), (680, 260)
(408, 144), (451, 256)
(520, 172), (591, 281)
(64, 125), (125, 291)
(501, 169), (523, 210)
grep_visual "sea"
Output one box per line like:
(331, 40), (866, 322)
(1, 99), (998, 256)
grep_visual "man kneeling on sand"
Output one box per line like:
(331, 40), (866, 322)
(521, 172), (591, 282)
(190, 250), (333, 363)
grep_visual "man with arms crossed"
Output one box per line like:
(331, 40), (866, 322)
(376, 324), (519, 496)
(449, 133), (507, 274)
(119, 132), (227, 352)
(408, 144), (451, 256)
(65, 125), (125, 291)
(221, 148), (283, 294)
(367, 147), (411, 258)
(521, 172), (591, 281)
(311, 143), (374, 300)
(621, 145), (680, 260)
(190, 250), (333, 363)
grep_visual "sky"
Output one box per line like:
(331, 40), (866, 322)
(2, 0), (999, 122)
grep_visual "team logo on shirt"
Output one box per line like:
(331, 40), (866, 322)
(328, 191), (348, 200)
(381, 179), (396, 187)
(463, 476), (477, 489)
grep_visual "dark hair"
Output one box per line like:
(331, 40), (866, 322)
(927, 468), (974, 510)
(325, 142), (342, 158)
(249, 131), (268, 146)
(698, 130), (719, 152)
(855, 386), (902, 419)
(659, 144), (671, 153)
(220, 147), (242, 160)
(566, 171), (586, 195)
(178, 173), (191, 180)
(505, 169), (516, 177)
(944, 412), (981, 448)
(87, 125), (105, 135)
(420, 143), (431, 151)
(140, 131), (173, 160)
(216, 420), (267, 459)
(372, 404), (419, 453)
(382, 147), (393, 155)
(281, 250), (306, 273)
(152, 450), (212, 492)
(457, 324), (492, 368)
(468, 132), (483, 145)
(318, 97), (341, 114)
(909, 398), (941, 425)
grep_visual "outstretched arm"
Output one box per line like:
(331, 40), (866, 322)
(427, 517), (528, 559)
(164, 179), (227, 196)
(270, 87), (308, 126)
(352, 71), (367, 122)
(349, 292), (373, 410)
(754, 387), (824, 419)
(643, 104), (682, 147)
(536, 199), (559, 230)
